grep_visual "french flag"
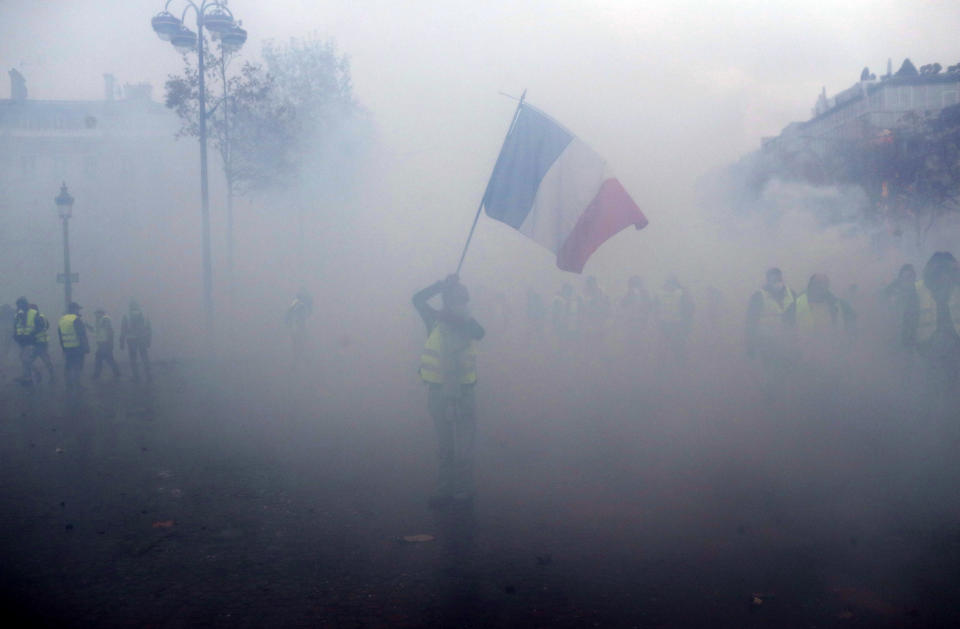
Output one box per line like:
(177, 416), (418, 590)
(482, 103), (648, 273)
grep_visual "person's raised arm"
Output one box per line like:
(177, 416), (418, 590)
(413, 276), (454, 333)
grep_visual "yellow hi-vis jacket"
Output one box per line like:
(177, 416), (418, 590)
(96, 315), (113, 344)
(419, 323), (477, 385)
(33, 312), (49, 345)
(915, 280), (960, 343)
(15, 308), (38, 342)
(758, 288), (794, 337)
(794, 293), (834, 333)
(59, 314), (81, 349)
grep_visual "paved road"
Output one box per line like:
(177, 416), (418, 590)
(0, 355), (958, 627)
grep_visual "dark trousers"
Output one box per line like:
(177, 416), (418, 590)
(19, 343), (36, 381)
(63, 348), (86, 392)
(19, 343), (55, 383)
(93, 343), (120, 378)
(428, 384), (477, 498)
(127, 340), (151, 382)
(33, 344), (56, 382)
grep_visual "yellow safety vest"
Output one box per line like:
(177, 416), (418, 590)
(15, 308), (37, 339)
(59, 314), (80, 349)
(34, 313), (49, 345)
(915, 280), (960, 343)
(419, 323), (477, 385)
(96, 315), (112, 344)
(794, 293), (835, 333)
(758, 288), (794, 337)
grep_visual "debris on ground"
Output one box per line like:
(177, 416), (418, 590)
(400, 534), (435, 543)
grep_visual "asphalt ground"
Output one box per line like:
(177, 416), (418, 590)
(1, 345), (959, 628)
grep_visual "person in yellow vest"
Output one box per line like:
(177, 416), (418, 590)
(58, 302), (90, 394)
(745, 268), (796, 369)
(13, 296), (39, 385)
(92, 309), (120, 380)
(785, 273), (856, 357)
(28, 303), (56, 385)
(905, 251), (960, 393)
(413, 274), (485, 508)
(13, 298), (56, 386)
(883, 264), (917, 356)
(120, 300), (152, 383)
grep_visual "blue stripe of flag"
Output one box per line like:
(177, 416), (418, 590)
(482, 104), (573, 229)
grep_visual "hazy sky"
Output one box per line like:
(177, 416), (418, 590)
(3, 1), (959, 286)
(4, 1), (958, 166)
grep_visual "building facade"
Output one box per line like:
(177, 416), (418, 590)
(0, 71), (198, 313)
(763, 59), (960, 158)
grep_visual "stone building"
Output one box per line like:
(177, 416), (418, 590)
(0, 71), (196, 312)
(757, 58), (960, 186)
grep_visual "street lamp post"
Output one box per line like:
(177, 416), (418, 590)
(55, 182), (75, 312)
(218, 24), (247, 302)
(150, 0), (246, 338)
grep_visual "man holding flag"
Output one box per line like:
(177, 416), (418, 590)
(413, 274), (485, 508)
(415, 96), (646, 508)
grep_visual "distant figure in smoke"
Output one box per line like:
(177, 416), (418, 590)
(28, 303), (56, 385)
(58, 302), (89, 394)
(413, 274), (485, 508)
(286, 289), (313, 364)
(701, 285), (726, 355)
(654, 274), (694, 362)
(882, 264), (917, 354)
(120, 300), (152, 383)
(745, 268), (796, 372)
(620, 275), (652, 348)
(905, 252), (960, 395)
(13, 297), (53, 386)
(92, 309), (120, 380)
(581, 276), (612, 343)
(525, 287), (547, 342)
(552, 282), (581, 347)
(785, 273), (856, 363)
(621, 276), (652, 324)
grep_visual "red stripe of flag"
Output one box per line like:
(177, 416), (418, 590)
(555, 178), (649, 273)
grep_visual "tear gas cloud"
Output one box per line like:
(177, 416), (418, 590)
(2, 0), (960, 625)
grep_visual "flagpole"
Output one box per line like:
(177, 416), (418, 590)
(455, 89), (526, 275)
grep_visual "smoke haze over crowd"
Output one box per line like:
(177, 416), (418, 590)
(2, 1), (960, 627)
